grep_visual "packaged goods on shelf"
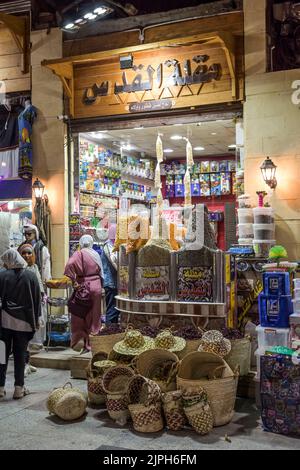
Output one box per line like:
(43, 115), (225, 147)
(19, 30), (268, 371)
(210, 174), (221, 196)
(199, 174), (210, 196)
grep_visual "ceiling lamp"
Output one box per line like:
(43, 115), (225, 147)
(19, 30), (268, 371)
(62, 5), (112, 32)
(94, 7), (108, 15)
(170, 135), (183, 141)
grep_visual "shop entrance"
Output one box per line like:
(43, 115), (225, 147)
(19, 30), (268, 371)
(71, 109), (243, 256)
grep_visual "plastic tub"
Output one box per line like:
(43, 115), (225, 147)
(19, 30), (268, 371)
(238, 195), (251, 209)
(238, 223), (254, 239)
(253, 240), (275, 257)
(294, 288), (300, 299)
(256, 325), (290, 351)
(293, 279), (300, 289)
(237, 208), (253, 224)
(253, 224), (275, 241)
(253, 207), (274, 224)
(292, 298), (300, 313)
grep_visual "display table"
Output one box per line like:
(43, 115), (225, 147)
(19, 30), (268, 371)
(116, 296), (226, 330)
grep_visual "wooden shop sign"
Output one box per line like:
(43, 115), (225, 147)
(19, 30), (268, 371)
(42, 31), (241, 118)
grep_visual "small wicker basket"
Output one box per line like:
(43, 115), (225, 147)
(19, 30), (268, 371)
(128, 403), (164, 433)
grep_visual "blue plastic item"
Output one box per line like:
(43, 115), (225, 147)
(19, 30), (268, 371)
(263, 272), (291, 296)
(48, 332), (71, 343)
(259, 293), (293, 328)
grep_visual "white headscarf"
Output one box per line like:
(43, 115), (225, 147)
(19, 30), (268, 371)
(1, 249), (28, 269)
(79, 235), (103, 275)
(24, 224), (39, 240)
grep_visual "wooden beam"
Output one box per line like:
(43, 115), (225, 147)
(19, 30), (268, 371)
(48, 63), (74, 117)
(0, 13), (30, 74)
(42, 31), (236, 68)
(218, 32), (237, 100)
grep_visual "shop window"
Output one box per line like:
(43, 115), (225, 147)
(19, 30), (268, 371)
(0, 199), (32, 254)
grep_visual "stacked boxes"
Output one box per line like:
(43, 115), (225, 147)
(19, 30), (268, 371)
(256, 272), (292, 378)
(237, 195), (254, 245)
(290, 279), (300, 349)
(253, 207), (275, 257)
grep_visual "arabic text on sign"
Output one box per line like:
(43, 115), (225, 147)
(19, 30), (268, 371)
(83, 55), (222, 105)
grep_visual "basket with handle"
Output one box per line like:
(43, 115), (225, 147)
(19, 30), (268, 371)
(224, 337), (251, 377)
(47, 382), (87, 414)
(177, 351), (239, 427)
(102, 365), (135, 395)
(102, 365), (135, 423)
(87, 351), (115, 406)
(133, 349), (179, 392)
(162, 390), (186, 431)
(127, 374), (161, 407)
(182, 387), (213, 435)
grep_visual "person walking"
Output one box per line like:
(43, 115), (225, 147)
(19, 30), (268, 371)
(97, 227), (119, 325)
(64, 235), (103, 353)
(0, 249), (41, 399)
(19, 244), (45, 375)
(19, 224), (51, 283)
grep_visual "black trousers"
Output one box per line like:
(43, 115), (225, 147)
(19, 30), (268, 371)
(105, 287), (119, 324)
(0, 328), (32, 387)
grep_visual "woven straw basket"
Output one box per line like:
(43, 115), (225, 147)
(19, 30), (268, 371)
(184, 402), (214, 435)
(90, 333), (125, 355)
(225, 337), (251, 377)
(47, 382), (87, 414)
(162, 391), (186, 431)
(54, 391), (87, 421)
(102, 366), (134, 423)
(102, 366), (135, 395)
(127, 374), (161, 406)
(129, 403), (164, 433)
(133, 349), (179, 392)
(177, 351), (239, 427)
(106, 393), (130, 423)
(87, 351), (113, 406)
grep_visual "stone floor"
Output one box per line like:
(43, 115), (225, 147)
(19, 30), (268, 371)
(0, 361), (300, 450)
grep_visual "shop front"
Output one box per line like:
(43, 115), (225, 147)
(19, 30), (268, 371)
(37, 3), (300, 441)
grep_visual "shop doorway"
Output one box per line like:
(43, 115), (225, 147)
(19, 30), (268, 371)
(70, 112), (243, 256)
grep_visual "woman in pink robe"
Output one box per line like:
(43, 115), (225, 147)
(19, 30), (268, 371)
(64, 235), (103, 352)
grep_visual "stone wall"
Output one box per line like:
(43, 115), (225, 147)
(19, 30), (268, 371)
(244, 0), (300, 260)
(31, 29), (68, 277)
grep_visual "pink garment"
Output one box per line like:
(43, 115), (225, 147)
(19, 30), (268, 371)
(64, 250), (102, 350)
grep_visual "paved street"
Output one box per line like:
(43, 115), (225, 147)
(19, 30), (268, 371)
(0, 361), (300, 450)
